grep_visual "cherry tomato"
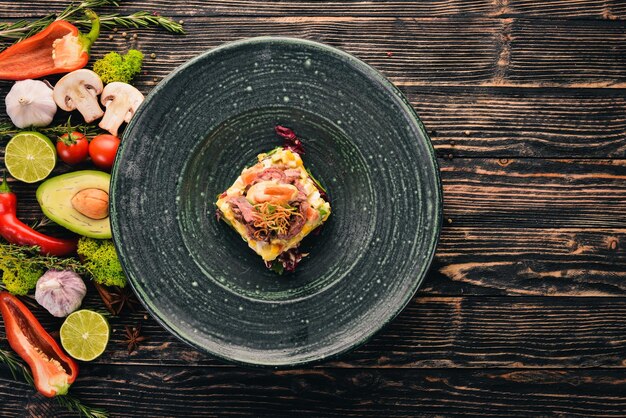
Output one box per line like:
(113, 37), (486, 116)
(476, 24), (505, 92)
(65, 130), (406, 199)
(89, 134), (120, 170)
(56, 132), (89, 165)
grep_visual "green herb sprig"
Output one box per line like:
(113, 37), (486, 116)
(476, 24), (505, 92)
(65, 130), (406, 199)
(0, 348), (109, 418)
(0, 117), (101, 141)
(0, 0), (184, 45)
(0, 0), (117, 41)
(0, 243), (88, 276)
(56, 394), (109, 418)
(75, 11), (184, 34)
(0, 348), (34, 385)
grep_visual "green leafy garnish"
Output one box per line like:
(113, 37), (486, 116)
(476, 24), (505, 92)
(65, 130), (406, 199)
(305, 168), (327, 193)
(77, 238), (126, 288)
(93, 50), (144, 84)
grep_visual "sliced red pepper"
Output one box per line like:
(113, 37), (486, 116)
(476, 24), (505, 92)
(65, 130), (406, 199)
(0, 174), (77, 256)
(0, 10), (100, 81)
(0, 292), (78, 397)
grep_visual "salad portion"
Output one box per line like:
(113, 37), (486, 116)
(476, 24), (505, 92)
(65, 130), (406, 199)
(216, 128), (331, 273)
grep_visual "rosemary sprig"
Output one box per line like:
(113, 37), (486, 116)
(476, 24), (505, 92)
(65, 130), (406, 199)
(0, 0), (118, 41)
(56, 394), (109, 418)
(0, 348), (109, 418)
(0, 0), (184, 44)
(0, 117), (101, 141)
(0, 348), (34, 385)
(74, 11), (184, 34)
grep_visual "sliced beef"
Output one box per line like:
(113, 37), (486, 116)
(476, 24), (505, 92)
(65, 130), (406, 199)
(228, 196), (257, 223)
(284, 169), (301, 183)
(292, 181), (308, 202)
(253, 168), (286, 183)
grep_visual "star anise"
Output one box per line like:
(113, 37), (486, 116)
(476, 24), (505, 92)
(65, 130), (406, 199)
(94, 283), (140, 316)
(123, 323), (147, 354)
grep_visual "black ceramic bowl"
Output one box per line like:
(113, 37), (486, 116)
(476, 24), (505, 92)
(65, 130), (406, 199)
(111, 37), (441, 367)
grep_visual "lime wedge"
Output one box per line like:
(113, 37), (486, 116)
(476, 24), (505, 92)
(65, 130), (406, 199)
(4, 131), (56, 183)
(60, 310), (110, 361)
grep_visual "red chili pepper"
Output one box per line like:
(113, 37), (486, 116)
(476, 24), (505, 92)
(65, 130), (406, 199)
(0, 175), (77, 256)
(0, 292), (78, 397)
(0, 10), (100, 81)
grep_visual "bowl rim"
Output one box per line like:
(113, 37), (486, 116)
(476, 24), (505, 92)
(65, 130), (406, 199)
(111, 36), (443, 368)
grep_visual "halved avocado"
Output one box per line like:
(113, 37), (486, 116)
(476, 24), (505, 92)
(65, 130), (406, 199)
(36, 170), (111, 239)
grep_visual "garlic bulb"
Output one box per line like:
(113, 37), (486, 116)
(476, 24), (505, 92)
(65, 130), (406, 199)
(5, 79), (57, 128)
(35, 270), (87, 317)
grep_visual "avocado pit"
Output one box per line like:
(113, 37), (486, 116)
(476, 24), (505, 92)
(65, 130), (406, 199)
(71, 188), (109, 220)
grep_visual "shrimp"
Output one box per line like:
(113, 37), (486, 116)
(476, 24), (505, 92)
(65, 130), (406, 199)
(246, 181), (299, 205)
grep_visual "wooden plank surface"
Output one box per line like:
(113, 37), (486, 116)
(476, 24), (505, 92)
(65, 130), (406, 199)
(3, 294), (626, 369)
(2, 17), (622, 88)
(1, 0), (625, 19)
(3, 367), (626, 417)
(65, 17), (625, 88)
(1, 1), (625, 417)
(440, 159), (626, 228)
(431, 227), (626, 296)
(409, 87), (626, 158)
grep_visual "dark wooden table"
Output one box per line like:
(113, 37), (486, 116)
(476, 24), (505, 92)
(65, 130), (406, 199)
(1, 1), (626, 416)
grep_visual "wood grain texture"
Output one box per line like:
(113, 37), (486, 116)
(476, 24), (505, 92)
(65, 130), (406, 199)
(3, 294), (626, 369)
(431, 227), (626, 296)
(408, 87), (626, 158)
(166, 17), (614, 88)
(0, 17), (618, 88)
(3, 366), (626, 417)
(0, 0), (624, 19)
(440, 158), (626, 228)
(0, 1), (625, 416)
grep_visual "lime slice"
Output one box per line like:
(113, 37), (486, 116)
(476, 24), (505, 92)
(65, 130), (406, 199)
(4, 131), (56, 183)
(60, 310), (110, 361)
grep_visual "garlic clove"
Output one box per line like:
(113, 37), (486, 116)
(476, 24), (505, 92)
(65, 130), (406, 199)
(5, 79), (57, 129)
(35, 270), (87, 318)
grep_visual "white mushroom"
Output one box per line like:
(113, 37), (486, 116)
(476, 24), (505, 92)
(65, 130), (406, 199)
(53, 69), (104, 123)
(99, 82), (144, 137)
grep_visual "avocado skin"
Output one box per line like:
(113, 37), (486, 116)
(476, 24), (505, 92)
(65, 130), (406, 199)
(36, 170), (112, 239)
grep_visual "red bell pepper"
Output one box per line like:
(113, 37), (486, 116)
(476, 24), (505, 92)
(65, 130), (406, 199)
(0, 174), (77, 256)
(0, 10), (100, 80)
(0, 292), (78, 397)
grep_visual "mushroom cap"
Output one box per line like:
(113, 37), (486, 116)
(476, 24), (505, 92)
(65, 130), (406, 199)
(98, 82), (145, 136)
(101, 82), (144, 120)
(53, 69), (104, 112)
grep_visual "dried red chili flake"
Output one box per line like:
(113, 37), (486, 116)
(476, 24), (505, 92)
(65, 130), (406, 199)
(275, 125), (305, 155)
